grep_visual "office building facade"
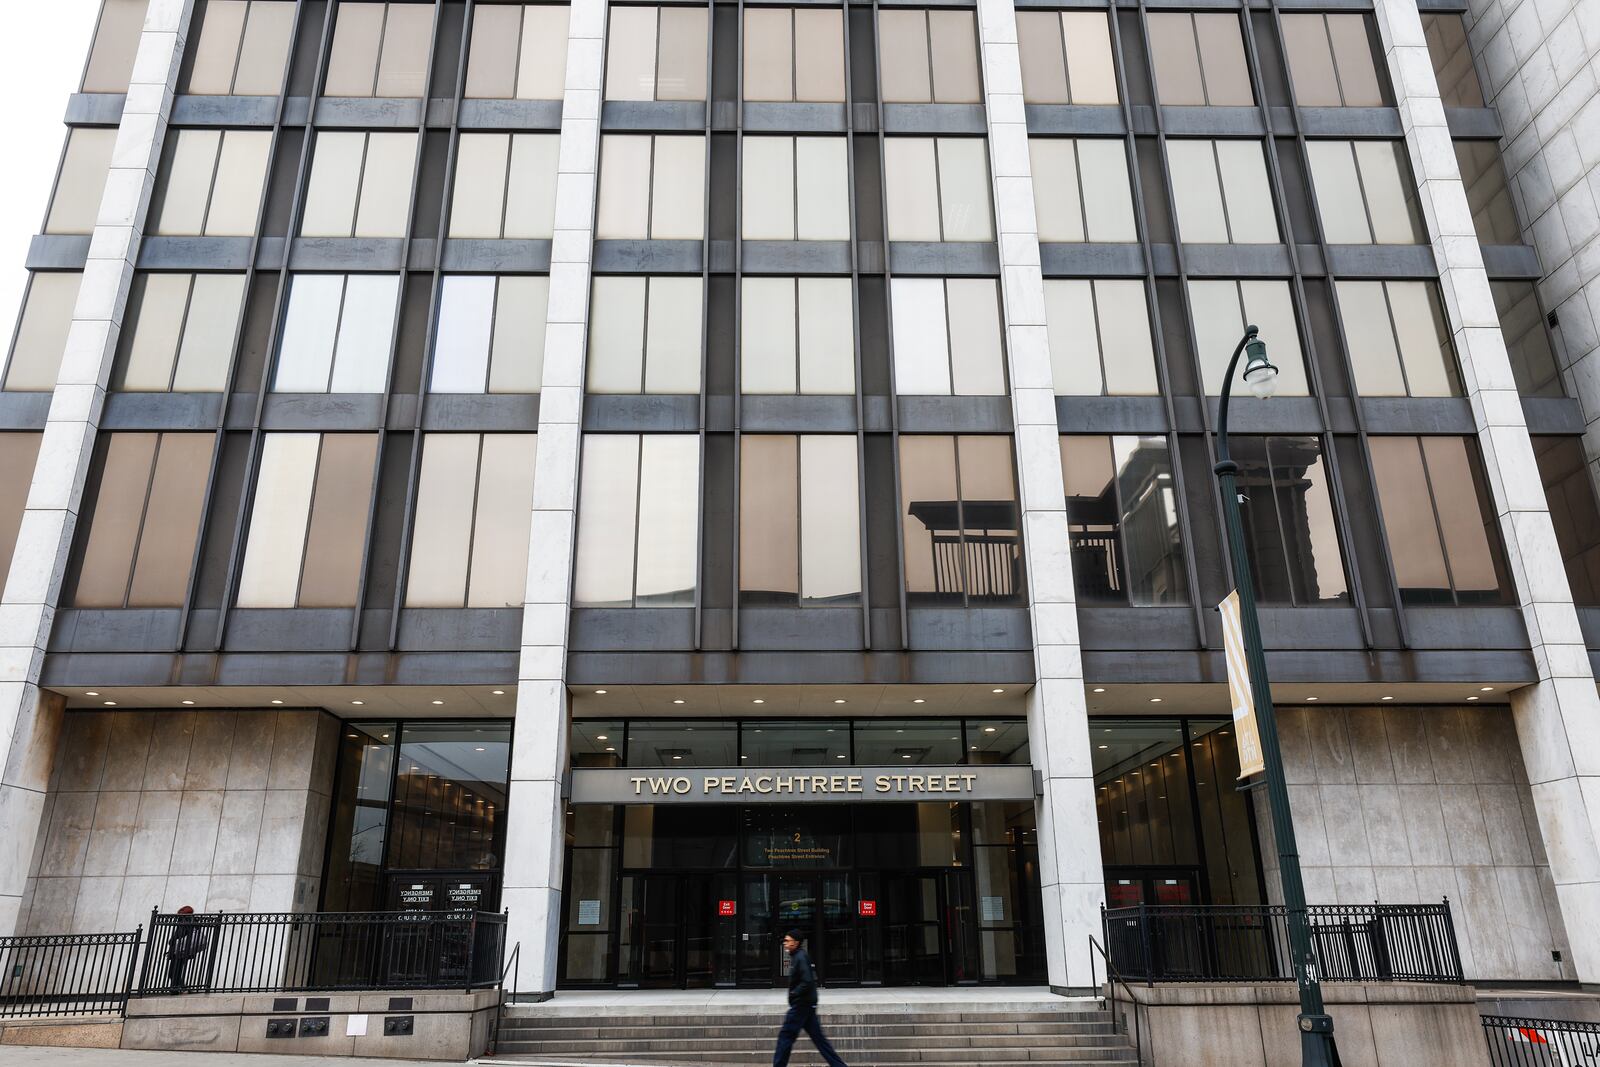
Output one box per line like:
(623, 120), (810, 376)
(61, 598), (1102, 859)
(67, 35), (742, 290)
(3, 0), (1600, 996)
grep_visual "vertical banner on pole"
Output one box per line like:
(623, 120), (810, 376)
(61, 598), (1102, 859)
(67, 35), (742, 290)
(1219, 590), (1266, 778)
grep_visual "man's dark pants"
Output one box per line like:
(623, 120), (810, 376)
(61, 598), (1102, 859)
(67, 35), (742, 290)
(772, 1005), (848, 1067)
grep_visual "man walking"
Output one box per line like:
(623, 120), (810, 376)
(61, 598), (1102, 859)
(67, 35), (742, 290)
(773, 929), (848, 1067)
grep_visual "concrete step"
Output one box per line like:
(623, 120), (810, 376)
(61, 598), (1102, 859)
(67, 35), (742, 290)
(489, 1055), (1138, 1066)
(500, 1034), (1127, 1053)
(500, 1023), (1122, 1041)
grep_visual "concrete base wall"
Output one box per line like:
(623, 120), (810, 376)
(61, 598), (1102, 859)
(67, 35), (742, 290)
(0, 1017), (122, 1048)
(1117, 982), (1488, 1067)
(121, 990), (499, 1061)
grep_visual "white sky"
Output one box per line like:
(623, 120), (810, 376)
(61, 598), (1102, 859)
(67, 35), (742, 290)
(0, 1), (103, 345)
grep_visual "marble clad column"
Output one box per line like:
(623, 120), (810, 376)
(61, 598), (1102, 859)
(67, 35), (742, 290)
(0, 0), (190, 936)
(503, 0), (604, 995)
(974, 0), (1104, 990)
(1375, 0), (1600, 984)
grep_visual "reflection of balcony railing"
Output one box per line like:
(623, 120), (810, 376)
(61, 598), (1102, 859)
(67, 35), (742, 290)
(908, 500), (1020, 598)
(0, 930), (141, 1017)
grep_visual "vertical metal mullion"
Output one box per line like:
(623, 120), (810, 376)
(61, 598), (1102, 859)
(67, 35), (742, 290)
(228, 2), (254, 96)
(1412, 438), (1463, 604)
(840, 3), (870, 650)
(118, 434), (164, 609)
(695, 4), (715, 651)
(210, 0), (340, 650)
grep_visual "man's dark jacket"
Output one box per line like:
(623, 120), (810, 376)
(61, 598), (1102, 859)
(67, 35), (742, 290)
(787, 947), (819, 1008)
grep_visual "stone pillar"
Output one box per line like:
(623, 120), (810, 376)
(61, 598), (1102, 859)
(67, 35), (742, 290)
(0, 0), (188, 937)
(1376, 0), (1600, 985)
(974, 0), (1103, 991)
(502, 0), (602, 996)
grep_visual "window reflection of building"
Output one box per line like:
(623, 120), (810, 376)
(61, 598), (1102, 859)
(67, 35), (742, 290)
(1063, 435), (1187, 605)
(1232, 436), (1349, 606)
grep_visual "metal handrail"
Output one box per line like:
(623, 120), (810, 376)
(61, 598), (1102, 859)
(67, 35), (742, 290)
(488, 940), (520, 1055)
(1088, 934), (1141, 1065)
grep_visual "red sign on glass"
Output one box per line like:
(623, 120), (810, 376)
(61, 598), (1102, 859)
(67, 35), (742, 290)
(718, 900), (737, 917)
(858, 900), (877, 917)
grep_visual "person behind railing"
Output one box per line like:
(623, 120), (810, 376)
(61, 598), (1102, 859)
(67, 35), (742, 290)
(165, 906), (209, 993)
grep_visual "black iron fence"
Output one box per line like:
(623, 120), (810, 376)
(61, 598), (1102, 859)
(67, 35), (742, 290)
(137, 910), (507, 995)
(1483, 1015), (1600, 1065)
(0, 930), (141, 1017)
(1103, 902), (1463, 984)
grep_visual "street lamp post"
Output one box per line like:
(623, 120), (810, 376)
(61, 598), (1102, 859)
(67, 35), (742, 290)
(1214, 326), (1341, 1067)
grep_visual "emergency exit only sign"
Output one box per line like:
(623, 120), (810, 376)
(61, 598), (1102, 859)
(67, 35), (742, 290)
(718, 900), (737, 916)
(858, 900), (877, 917)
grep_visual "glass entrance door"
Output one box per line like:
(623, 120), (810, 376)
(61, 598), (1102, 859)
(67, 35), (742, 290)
(882, 873), (947, 985)
(618, 874), (679, 987)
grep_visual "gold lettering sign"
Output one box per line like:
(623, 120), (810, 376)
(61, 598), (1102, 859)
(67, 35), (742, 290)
(575, 766), (1033, 806)
(632, 772), (985, 797)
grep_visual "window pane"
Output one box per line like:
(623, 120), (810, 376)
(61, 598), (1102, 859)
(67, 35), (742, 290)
(1326, 15), (1382, 107)
(928, 10), (981, 103)
(797, 277), (854, 393)
(740, 435), (799, 600)
(1215, 140), (1278, 243)
(1029, 140), (1083, 242)
(466, 4), (522, 98)
(173, 273), (246, 391)
(468, 434), (537, 607)
(274, 274), (343, 391)
(155, 129), (221, 236)
(1114, 436), (1187, 605)
(1354, 141), (1422, 243)
(743, 137), (795, 240)
(354, 132), (418, 237)
(899, 436), (960, 598)
(1387, 281), (1458, 396)
(1194, 14), (1252, 105)
(1062, 12), (1118, 105)
(634, 436), (699, 604)
(489, 275), (549, 392)
(1270, 437), (1346, 603)
(505, 134), (559, 238)
(298, 434), (378, 607)
(233, 1), (297, 95)
(794, 9), (845, 103)
(1238, 281), (1307, 395)
(741, 277), (797, 394)
(324, 2), (385, 96)
(1016, 12), (1068, 104)
(375, 3), (433, 97)
(743, 8), (791, 101)
(1493, 281), (1563, 397)
(1367, 436), (1451, 601)
(1533, 436), (1600, 605)
(574, 434), (641, 607)
(879, 10), (931, 103)
(1062, 434), (1118, 601)
(329, 274), (398, 391)
(237, 433), (320, 607)
(1336, 280), (1405, 395)
(1146, 14), (1205, 106)
(649, 136), (705, 239)
(205, 130), (272, 235)
(606, 6), (657, 100)
(588, 276), (646, 392)
(47, 128), (116, 235)
(518, 6), (570, 100)
(937, 138), (993, 241)
(75, 433), (158, 607)
(1421, 13), (1484, 108)
(1045, 280), (1101, 393)
(596, 135), (652, 238)
(83, 0), (150, 93)
(946, 279), (1005, 395)
(1280, 14), (1340, 107)
(891, 278), (951, 394)
(1305, 141), (1370, 243)
(1167, 140), (1229, 243)
(801, 435), (861, 602)
(656, 7), (708, 101)
(4, 273), (82, 391)
(450, 134), (510, 238)
(1078, 140), (1136, 242)
(643, 276), (702, 393)
(407, 434), (479, 606)
(1455, 141), (1522, 245)
(300, 132), (365, 237)
(884, 138), (942, 241)
(118, 274), (190, 391)
(190, 1), (250, 94)
(1097, 281), (1159, 395)
(128, 434), (214, 606)
(431, 276), (496, 392)
(0, 435), (42, 588)
(1422, 436), (1503, 600)
(956, 436), (1020, 604)
(796, 137), (849, 240)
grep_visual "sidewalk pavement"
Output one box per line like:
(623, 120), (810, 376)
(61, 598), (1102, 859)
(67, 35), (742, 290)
(0, 1049), (461, 1067)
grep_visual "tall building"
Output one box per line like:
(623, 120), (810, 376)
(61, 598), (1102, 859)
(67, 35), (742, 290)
(2, 0), (1599, 999)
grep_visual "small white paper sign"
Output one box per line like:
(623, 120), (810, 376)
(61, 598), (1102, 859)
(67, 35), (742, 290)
(578, 899), (602, 926)
(980, 896), (1005, 922)
(346, 1014), (368, 1037)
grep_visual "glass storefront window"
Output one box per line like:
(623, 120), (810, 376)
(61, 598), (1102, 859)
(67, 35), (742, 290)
(625, 720), (738, 766)
(583, 718), (1032, 767)
(742, 721), (850, 766)
(323, 722), (397, 912)
(573, 720), (625, 766)
(853, 721), (964, 765)
(966, 720), (1030, 765)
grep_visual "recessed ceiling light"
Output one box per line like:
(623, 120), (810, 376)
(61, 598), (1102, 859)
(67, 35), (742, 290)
(432, 700), (444, 705)
(1098, 744), (1108, 750)
(1092, 687), (1106, 693)
(673, 699), (685, 704)
(605, 747), (615, 752)
(991, 688), (1005, 694)
(1149, 697), (1162, 703)
(1479, 687), (1495, 692)
(752, 699), (765, 704)
(86, 691), (100, 697)
(475, 747), (486, 752)
(1381, 695), (1393, 701)
(352, 700), (365, 706)
(970, 745), (977, 750)
(1467, 695), (1479, 701)
(984, 727), (997, 733)
(181, 700), (195, 705)
(913, 698), (925, 703)
(833, 699), (846, 704)
(595, 690), (607, 695)
(837, 754), (846, 759)
(492, 690), (506, 695)
(902, 754), (911, 759)
(1306, 696), (1318, 702)
(103, 701), (117, 706)
(271, 699), (284, 705)
(672, 755), (682, 760)
(596, 735), (608, 741)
